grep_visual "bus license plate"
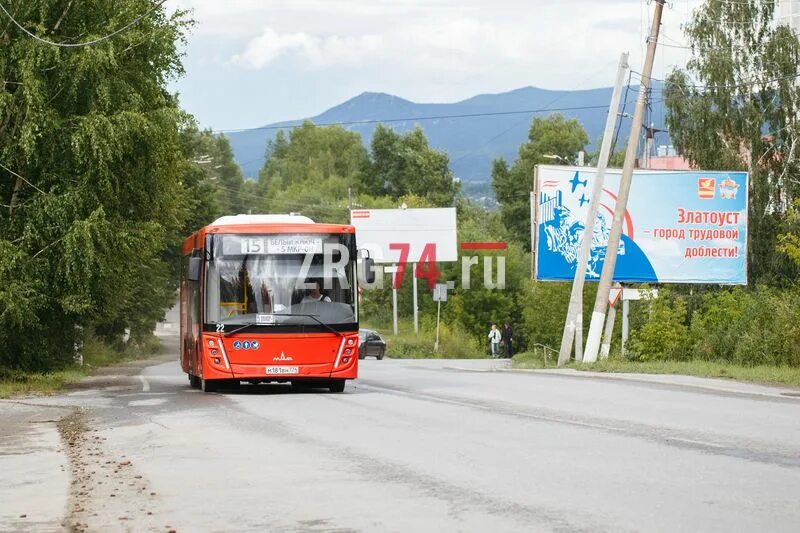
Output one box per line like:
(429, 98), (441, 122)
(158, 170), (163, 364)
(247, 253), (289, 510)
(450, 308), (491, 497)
(266, 366), (299, 375)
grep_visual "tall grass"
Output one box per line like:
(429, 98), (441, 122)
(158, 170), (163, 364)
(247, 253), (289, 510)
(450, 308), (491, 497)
(363, 318), (485, 359)
(0, 334), (164, 398)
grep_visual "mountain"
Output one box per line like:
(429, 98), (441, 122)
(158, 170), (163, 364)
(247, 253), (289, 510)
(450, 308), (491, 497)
(226, 85), (668, 183)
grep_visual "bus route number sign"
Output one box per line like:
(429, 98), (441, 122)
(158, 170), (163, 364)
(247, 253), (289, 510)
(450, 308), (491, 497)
(239, 236), (323, 255)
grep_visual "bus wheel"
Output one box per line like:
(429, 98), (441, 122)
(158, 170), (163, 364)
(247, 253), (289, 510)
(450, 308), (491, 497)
(188, 374), (201, 389)
(329, 380), (346, 393)
(201, 379), (217, 393)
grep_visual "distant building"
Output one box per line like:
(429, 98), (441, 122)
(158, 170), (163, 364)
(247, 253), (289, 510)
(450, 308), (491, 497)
(646, 155), (694, 171)
(779, 0), (800, 32)
(656, 145), (677, 158)
(643, 144), (694, 170)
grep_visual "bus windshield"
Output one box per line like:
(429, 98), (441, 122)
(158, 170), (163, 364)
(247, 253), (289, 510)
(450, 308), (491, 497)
(204, 233), (356, 327)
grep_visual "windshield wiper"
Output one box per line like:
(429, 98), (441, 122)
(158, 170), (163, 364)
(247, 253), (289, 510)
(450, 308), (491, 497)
(223, 323), (259, 337)
(222, 314), (344, 337)
(282, 313), (344, 337)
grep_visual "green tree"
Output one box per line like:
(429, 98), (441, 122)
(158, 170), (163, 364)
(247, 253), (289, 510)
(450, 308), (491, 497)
(664, 0), (800, 283)
(256, 122), (368, 221)
(365, 125), (459, 206)
(0, 0), (192, 370)
(492, 114), (589, 247)
(779, 201), (800, 267)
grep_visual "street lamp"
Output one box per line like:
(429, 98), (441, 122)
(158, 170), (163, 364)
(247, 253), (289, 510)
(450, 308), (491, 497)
(543, 154), (569, 164)
(543, 152), (586, 166)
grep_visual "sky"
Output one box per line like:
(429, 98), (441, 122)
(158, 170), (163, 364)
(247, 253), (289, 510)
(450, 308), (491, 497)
(164, 0), (704, 131)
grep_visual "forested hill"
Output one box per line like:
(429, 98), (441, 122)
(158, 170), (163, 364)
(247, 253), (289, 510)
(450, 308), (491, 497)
(226, 85), (668, 182)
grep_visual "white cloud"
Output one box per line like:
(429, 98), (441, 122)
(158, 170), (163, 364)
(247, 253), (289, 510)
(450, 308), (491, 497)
(231, 28), (384, 69)
(229, 17), (572, 76)
(167, 0), (707, 128)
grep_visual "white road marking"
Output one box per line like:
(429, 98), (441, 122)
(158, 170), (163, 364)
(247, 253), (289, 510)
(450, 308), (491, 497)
(128, 398), (167, 407)
(138, 375), (150, 393)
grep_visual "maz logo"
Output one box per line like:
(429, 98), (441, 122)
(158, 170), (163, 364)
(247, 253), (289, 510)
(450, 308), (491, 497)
(273, 352), (294, 362)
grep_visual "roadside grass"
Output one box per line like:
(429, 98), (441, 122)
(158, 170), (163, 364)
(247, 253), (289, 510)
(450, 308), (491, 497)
(0, 335), (165, 399)
(0, 368), (89, 399)
(362, 319), (486, 359)
(512, 352), (800, 388)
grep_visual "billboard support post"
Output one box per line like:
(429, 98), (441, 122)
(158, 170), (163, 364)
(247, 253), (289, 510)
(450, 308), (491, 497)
(601, 283), (623, 359)
(392, 281), (398, 336)
(601, 300), (617, 359)
(575, 292), (583, 359)
(385, 266), (400, 336)
(585, 1), (666, 364)
(412, 263), (419, 334)
(557, 51), (630, 367)
(621, 298), (630, 356)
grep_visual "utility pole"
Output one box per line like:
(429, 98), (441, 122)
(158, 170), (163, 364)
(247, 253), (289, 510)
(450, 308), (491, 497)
(557, 52), (630, 367)
(584, 0), (666, 363)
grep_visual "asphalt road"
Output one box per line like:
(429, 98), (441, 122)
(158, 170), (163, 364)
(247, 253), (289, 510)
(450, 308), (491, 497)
(2, 335), (800, 532)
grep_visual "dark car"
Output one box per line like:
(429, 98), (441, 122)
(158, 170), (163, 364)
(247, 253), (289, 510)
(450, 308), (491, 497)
(358, 329), (386, 360)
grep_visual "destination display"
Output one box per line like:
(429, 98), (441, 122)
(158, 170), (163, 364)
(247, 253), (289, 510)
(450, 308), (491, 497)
(221, 235), (325, 256)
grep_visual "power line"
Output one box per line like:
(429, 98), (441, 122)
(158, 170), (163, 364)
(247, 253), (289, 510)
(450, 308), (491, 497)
(610, 70), (634, 157)
(213, 104), (617, 135)
(632, 70), (800, 91)
(449, 58), (624, 168)
(207, 181), (351, 214)
(0, 0), (165, 48)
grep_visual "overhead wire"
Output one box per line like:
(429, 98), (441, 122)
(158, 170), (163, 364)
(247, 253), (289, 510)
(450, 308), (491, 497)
(203, 180), (350, 215)
(610, 71), (634, 158)
(632, 70), (800, 92)
(448, 58), (626, 168)
(213, 103), (619, 135)
(0, 0), (165, 48)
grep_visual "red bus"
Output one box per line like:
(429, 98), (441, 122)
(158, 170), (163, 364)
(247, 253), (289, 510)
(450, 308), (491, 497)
(180, 214), (374, 393)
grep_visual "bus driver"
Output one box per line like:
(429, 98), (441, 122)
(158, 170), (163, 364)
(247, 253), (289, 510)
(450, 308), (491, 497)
(302, 280), (331, 304)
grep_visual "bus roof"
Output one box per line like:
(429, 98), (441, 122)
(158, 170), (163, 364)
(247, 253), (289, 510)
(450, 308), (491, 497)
(211, 214), (315, 226)
(182, 214), (355, 254)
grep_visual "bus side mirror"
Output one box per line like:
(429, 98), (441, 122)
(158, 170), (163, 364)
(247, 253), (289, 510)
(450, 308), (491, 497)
(363, 257), (376, 285)
(186, 257), (202, 282)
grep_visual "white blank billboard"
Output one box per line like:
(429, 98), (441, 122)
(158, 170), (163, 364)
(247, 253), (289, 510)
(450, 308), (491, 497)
(350, 208), (458, 264)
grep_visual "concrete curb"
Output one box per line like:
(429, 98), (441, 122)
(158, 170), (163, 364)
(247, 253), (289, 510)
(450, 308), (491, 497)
(498, 366), (800, 400)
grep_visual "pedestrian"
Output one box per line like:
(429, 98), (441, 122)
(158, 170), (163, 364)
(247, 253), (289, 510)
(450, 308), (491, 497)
(501, 323), (513, 358)
(487, 324), (501, 358)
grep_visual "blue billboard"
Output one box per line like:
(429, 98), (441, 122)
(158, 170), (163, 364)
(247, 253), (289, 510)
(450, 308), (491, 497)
(534, 166), (749, 284)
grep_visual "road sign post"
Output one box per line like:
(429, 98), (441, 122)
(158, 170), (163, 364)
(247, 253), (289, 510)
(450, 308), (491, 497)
(601, 283), (623, 359)
(433, 283), (448, 352)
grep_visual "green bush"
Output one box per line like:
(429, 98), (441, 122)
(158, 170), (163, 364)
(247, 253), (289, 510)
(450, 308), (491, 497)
(378, 320), (483, 359)
(628, 286), (800, 367)
(729, 288), (800, 367)
(627, 289), (691, 362)
(690, 288), (748, 361)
